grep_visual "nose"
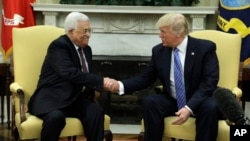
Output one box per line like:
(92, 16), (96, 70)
(85, 32), (91, 36)
(159, 34), (163, 39)
(86, 30), (91, 34)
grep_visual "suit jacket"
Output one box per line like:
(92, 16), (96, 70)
(121, 36), (219, 113)
(28, 35), (103, 115)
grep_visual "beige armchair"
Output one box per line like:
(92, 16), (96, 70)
(10, 25), (112, 141)
(138, 30), (242, 141)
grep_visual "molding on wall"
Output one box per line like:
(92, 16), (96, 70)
(32, 3), (217, 14)
(32, 4), (217, 32)
(32, 3), (217, 56)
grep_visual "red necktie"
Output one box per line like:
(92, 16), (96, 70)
(78, 48), (88, 72)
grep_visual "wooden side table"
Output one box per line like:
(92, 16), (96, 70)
(0, 63), (12, 128)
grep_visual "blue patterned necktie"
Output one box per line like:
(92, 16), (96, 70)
(174, 48), (186, 109)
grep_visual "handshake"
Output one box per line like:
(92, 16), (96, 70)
(103, 77), (120, 93)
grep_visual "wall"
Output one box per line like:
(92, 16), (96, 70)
(35, 0), (219, 5)
(33, 0), (219, 29)
(32, 4), (218, 56)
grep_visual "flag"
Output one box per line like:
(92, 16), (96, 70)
(217, 0), (250, 62)
(1, 0), (36, 62)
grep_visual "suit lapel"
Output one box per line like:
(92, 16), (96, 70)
(184, 36), (197, 86)
(159, 46), (172, 93)
(61, 35), (82, 71)
(165, 47), (172, 79)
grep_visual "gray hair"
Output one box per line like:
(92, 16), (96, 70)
(156, 13), (189, 36)
(64, 12), (90, 33)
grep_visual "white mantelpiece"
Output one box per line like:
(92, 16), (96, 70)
(32, 4), (217, 56)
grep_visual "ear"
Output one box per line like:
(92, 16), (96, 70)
(67, 29), (75, 37)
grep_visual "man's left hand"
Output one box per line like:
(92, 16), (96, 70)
(172, 107), (191, 125)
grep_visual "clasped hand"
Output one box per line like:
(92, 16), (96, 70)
(103, 77), (119, 93)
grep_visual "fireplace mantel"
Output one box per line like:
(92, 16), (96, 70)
(32, 4), (217, 31)
(32, 4), (216, 14)
(32, 3), (217, 56)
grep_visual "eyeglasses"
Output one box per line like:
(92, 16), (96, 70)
(74, 28), (92, 35)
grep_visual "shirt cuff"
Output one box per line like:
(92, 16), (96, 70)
(118, 81), (125, 95)
(185, 105), (194, 116)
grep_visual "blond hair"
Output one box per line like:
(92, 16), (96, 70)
(156, 13), (189, 37)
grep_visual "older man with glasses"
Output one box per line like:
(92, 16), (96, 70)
(28, 12), (113, 141)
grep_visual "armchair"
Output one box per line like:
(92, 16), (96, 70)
(138, 30), (242, 141)
(10, 25), (113, 141)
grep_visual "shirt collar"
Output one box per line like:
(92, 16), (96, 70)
(73, 43), (80, 51)
(176, 36), (188, 54)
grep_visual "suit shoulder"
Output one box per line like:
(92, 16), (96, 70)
(189, 36), (215, 45)
(152, 43), (165, 52)
(48, 35), (72, 49)
(188, 36), (216, 50)
(51, 35), (69, 44)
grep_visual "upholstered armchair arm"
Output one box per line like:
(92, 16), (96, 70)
(232, 87), (242, 99)
(10, 82), (27, 123)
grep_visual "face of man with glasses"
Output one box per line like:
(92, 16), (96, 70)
(70, 20), (92, 48)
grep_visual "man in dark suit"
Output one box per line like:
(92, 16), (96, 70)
(107, 13), (225, 141)
(28, 12), (112, 141)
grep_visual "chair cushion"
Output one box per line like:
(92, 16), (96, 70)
(15, 113), (110, 140)
(163, 117), (196, 140)
(141, 117), (229, 141)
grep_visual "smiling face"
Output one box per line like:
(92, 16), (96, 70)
(68, 21), (91, 48)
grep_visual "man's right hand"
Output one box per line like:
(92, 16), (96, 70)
(103, 77), (119, 93)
